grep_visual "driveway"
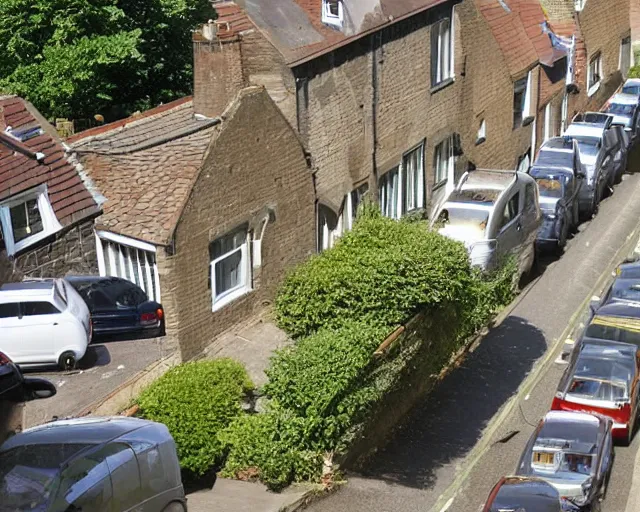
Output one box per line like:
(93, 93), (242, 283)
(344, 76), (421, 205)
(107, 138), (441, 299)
(305, 170), (640, 512)
(22, 334), (171, 428)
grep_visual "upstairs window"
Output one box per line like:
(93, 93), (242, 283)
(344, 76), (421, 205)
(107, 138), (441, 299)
(587, 52), (602, 96)
(513, 72), (533, 128)
(620, 36), (631, 77)
(322, 0), (343, 27)
(0, 185), (62, 255)
(431, 12), (455, 87)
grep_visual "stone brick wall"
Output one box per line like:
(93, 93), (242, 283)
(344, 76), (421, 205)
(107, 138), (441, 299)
(632, 0), (640, 51)
(0, 218), (99, 285)
(171, 87), (316, 360)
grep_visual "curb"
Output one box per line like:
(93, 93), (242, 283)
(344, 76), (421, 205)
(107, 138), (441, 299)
(75, 352), (180, 418)
(430, 222), (640, 512)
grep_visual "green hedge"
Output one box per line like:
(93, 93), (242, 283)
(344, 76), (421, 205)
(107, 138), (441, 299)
(137, 359), (253, 476)
(222, 206), (517, 489)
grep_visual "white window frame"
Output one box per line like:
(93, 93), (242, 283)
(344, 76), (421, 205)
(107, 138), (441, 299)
(95, 230), (161, 303)
(322, 0), (343, 27)
(574, 0), (586, 11)
(620, 36), (632, 76)
(432, 13), (455, 86)
(513, 71), (533, 128)
(0, 185), (62, 256)
(560, 93), (569, 134)
(318, 184), (369, 251)
(434, 136), (455, 186)
(379, 142), (425, 219)
(543, 103), (553, 142)
(587, 53), (602, 97)
(210, 228), (252, 312)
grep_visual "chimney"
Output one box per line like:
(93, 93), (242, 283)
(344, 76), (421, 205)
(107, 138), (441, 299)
(193, 16), (247, 118)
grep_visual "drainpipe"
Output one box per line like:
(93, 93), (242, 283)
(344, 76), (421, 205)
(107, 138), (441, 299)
(532, 64), (541, 162)
(371, 32), (381, 191)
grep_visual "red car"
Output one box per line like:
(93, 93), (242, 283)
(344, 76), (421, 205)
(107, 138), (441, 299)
(551, 338), (639, 445)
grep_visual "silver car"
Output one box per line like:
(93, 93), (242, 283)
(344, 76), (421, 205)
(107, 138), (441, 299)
(516, 410), (614, 511)
(0, 417), (187, 512)
(432, 169), (541, 276)
(604, 92), (640, 146)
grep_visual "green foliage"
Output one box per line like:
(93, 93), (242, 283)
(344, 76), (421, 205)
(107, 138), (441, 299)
(0, 0), (215, 120)
(275, 206), (475, 338)
(137, 359), (252, 476)
(628, 64), (640, 79)
(222, 208), (517, 489)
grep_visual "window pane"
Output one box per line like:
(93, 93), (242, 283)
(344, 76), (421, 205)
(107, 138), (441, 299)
(215, 249), (243, 297)
(10, 199), (43, 243)
(441, 19), (451, 80)
(210, 228), (247, 259)
(327, 0), (339, 16)
(0, 303), (19, 319)
(22, 302), (59, 316)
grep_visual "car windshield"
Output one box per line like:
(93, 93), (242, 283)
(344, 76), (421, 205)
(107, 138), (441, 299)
(438, 206), (490, 236)
(610, 281), (640, 302)
(530, 449), (593, 480)
(534, 176), (564, 199)
(622, 85), (640, 95)
(585, 318), (640, 346)
(574, 137), (600, 158)
(70, 279), (147, 309)
(567, 377), (628, 401)
(606, 103), (635, 117)
(0, 444), (92, 512)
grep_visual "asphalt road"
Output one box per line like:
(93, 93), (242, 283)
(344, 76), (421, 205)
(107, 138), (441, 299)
(305, 170), (640, 512)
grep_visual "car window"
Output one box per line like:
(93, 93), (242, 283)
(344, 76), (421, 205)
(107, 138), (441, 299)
(114, 284), (147, 308)
(500, 192), (520, 230)
(104, 444), (141, 510)
(524, 183), (538, 215)
(55, 281), (68, 308)
(0, 303), (19, 319)
(21, 302), (60, 316)
(53, 450), (112, 512)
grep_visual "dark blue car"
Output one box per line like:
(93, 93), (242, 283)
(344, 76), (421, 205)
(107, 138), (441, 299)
(65, 276), (165, 339)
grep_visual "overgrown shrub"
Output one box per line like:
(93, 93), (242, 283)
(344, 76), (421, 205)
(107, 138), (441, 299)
(275, 204), (476, 338)
(137, 359), (252, 476)
(630, 64), (640, 79)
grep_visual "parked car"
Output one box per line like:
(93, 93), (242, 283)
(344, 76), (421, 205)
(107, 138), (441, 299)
(614, 257), (640, 279)
(0, 280), (91, 370)
(606, 124), (628, 183)
(621, 78), (640, 98)
(0, 416), (187, 512)
(565, 116), (617, 217)
(590, 275), (640, 311)
(574, 112), (623, 189)
(483, 476), (563, 512)
(431, 169), (541, 275)
(66, 276), (165, 339)
(604, 93), (640, 145)
(531, 137), (586, 250)
(516, 410), (614, 511)
(552, 339), (639, 445)
(0, 351), (56, 445)
(583, 301), (640, 347)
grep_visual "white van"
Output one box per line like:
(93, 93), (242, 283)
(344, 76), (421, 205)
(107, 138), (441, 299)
(0, 279), (91, 370)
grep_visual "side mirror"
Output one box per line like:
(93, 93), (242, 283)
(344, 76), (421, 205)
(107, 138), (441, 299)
(589, 295), (601, 314)
(577, 171), (587, 179)
(22, 377), (57, 401)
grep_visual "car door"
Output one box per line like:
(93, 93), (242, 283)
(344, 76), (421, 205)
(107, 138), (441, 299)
(496, 190), (523, 268)
(20, 301), (58, 363)
(104, 443), (143, 511)
(0, 303), (24, 363)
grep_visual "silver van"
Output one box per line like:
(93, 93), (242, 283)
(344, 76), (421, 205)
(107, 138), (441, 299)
(0, 417), (187, 512)
(431, 169), (541, 276)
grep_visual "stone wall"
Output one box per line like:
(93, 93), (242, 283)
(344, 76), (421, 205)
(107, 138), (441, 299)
(0, 218), (98, 285)
(171, 87), (316, 361)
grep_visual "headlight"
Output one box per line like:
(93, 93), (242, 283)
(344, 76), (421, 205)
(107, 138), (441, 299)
(545, 213), (557, 220)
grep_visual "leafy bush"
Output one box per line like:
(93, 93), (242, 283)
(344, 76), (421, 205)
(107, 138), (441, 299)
(275, 205), (476, 338)
(629, 65), (640, 79)
(137, 359), (252, 476)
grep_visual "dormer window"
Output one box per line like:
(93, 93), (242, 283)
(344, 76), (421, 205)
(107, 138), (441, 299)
(322, 0), (343, 27)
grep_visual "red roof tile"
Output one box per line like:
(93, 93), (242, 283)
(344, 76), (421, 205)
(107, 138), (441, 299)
(0, 96), (99, 228)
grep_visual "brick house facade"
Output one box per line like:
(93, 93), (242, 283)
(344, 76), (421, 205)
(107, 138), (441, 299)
(68, 88), (315, 360)
(0, 96), (102, 286)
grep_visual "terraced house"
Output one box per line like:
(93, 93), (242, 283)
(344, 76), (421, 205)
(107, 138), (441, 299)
(204, 0), (575, 250)
(0, 96), (102, 285)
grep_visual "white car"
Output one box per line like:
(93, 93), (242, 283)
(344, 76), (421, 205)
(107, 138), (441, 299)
(0, 279), (91, 370)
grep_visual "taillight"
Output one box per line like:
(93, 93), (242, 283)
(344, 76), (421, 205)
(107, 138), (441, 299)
(140, 312), (159, 326)
(0, 352), (10, 365)
(156, 308), (164, 320)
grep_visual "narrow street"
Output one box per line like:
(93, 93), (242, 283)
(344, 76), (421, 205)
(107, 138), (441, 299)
(305, 170), (640, 512)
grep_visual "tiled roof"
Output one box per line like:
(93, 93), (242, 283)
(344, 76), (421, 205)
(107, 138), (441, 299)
(476, 0), (560, 76)
(68, 99), (219, 246)
(213, 0), (451, 66)
(0, 96), (99, 227)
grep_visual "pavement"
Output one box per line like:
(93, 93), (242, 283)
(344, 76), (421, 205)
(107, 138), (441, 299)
(303, 169), (640, 512)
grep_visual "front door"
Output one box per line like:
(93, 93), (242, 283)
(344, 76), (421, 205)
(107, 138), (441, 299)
(0, 303), (24, 363)
(20, 301), (58, 363)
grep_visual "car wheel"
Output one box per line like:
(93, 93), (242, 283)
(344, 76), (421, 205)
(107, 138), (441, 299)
(58, 351), (77, 371)
(161, 502), (186, 512)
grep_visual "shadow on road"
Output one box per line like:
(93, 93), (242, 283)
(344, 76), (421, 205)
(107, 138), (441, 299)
(356, 315), (546, 490)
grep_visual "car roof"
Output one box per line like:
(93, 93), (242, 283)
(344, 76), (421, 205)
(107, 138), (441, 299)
(461, 169), (519, 190)
(0, 417), (153, 451)
(595, 300), (640, 319)
(0, 281), (56, 300)
(625, 78), (640, 86)
(488, 477), (561, 512)
(609, 93), (639, 106)
(530, 165), (574, 177)
(565, 123), (605, 139)
(540, 136), (575, 150)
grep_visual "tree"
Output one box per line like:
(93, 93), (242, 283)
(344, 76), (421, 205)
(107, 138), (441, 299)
(0, 0), (215, 121)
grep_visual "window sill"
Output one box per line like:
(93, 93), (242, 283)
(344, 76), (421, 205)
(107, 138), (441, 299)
(432, 179), (448, 192)
(587, 81), (601, 97)
(322, 16), (343, 28)
(9, 228), (60, 256)
(212, 286), (252, 312)
(430, 77), (455, 94)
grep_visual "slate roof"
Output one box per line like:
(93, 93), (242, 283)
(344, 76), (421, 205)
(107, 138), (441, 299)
(0, 96), (99, 228)
(68, 98), (219, 246)
(476, 0), (562, 77)
(213, 0), (452, 66)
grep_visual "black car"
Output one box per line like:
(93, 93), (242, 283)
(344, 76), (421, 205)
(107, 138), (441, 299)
(65, 276), (165, 339)
(483, 477), (564, 512)
(0, 351), (56, 444)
